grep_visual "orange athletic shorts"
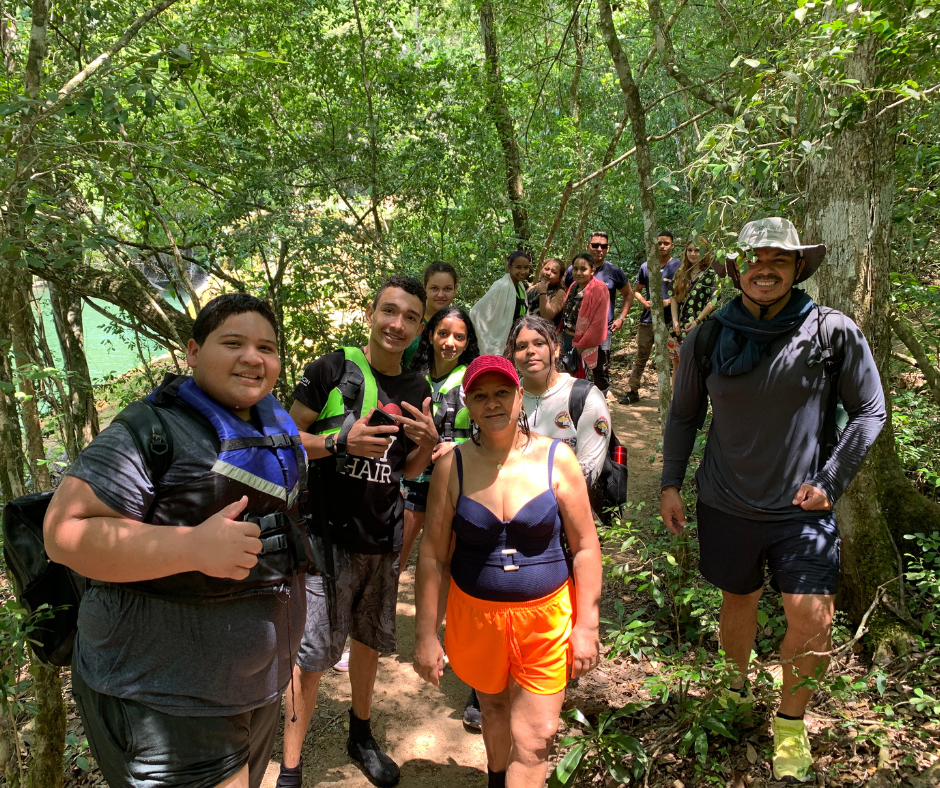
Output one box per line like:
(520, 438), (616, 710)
(443, 578), (574, 696)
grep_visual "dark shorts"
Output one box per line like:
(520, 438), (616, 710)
(71, 662), (279, 788)
(297, 537), (401, 672)
(696, 500), (841, 596)
(402, 480), (431, 512)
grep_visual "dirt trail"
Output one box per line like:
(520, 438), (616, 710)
(262, 366), (666, 788)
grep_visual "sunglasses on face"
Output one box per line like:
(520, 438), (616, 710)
(590, 243), (609, 250)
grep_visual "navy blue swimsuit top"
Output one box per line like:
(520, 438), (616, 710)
(450, 440), (570, 602)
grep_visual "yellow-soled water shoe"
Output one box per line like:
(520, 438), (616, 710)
(772, 716), (814, 783)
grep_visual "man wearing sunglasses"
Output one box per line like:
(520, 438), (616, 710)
(564, 231), (634, 397)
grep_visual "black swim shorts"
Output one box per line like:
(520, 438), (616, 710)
(402, 480), (431, 512)
(297, 536), (401, 672)
(696, 499), (841, 596)
(71, 663), (280, 788)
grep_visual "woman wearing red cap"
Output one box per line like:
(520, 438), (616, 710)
(413, 355), (602, 788)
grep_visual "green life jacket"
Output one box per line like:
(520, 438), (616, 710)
(311, 347), (377, 437)
(515, 281), (527, 319)
(430, 365), (471, 444)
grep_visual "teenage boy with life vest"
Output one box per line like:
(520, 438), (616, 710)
(660, 218), (887, 783)
(43, 294), (308, 788)
(280, 275), (437, 788)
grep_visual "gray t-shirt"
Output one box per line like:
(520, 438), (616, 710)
(67, 406), (305, 716)
(661, 305), (886, 521)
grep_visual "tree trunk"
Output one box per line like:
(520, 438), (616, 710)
(802, 25), (940, 632)
(479, 1), (530, 244)
(0, 0), (46, 502)
(32, 258), (192, 348)
(597, 0), (672, 420)
(25, 662), (65, 788)
(11, 275), (51, 490)
(565, 114), (628, 263)
(49, 283), (99, 455)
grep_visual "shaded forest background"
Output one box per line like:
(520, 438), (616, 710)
(1, 0), (939, 784)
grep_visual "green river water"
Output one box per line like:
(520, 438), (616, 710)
(35, 289), (165, 380)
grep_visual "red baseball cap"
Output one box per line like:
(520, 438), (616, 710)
(462, 355), (520, 392)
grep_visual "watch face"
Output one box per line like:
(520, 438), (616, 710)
(325, 436), (335, 453)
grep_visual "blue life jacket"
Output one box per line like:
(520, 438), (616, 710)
(114, 374), (308, 600)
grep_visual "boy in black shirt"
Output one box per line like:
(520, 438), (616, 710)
(281, 276), (436, 788)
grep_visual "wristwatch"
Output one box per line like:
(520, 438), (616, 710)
(325, 435), (337, 455)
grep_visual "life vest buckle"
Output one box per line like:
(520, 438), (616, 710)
(259, 533), (288, 555)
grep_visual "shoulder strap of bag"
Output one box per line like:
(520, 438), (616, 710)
(693, 318), (722, 379)
(113, 400), (174, 482)
(817, 306), (847, 462)
(113, 400), (174, 521)
(568, 378), (593, 428)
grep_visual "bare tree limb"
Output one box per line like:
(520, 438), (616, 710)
(8, 0), (180, 191)
(891, 312), (940, 407)
(540, 107), (714, 258)
(350, 0), (384, 241)
(647, 0), (748, 125)
(522, 0), (582, 145)
(636, 0), (687, 79)
(46, 0), (178, 117)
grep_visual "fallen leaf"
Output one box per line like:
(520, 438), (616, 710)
(727, 768), (749, 788)
(746, 743), (758, 764)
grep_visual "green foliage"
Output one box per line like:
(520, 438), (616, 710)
(903, 531), (940, 635)
(549, 706), (650, 787)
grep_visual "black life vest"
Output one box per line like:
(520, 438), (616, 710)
(111, 374), (308, 600)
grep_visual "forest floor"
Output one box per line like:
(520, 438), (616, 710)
(52, 340), (940, 787)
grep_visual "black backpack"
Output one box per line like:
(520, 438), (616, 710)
(568, 379), (628, 522)
(1, 401), (172, 666)
(692, 307), (847, 457)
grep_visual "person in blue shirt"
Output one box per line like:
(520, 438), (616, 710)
(620, 231), (681, 404)
(563, 231), (634, 397)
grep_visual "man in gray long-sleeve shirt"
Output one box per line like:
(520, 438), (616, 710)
(660, 218), (885, 784)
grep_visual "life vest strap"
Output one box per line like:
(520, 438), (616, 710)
(220, 434), (302, 451)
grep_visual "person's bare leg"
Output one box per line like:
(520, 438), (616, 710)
(350, 639), (380, 720)
(281, 665), (323, 768)
(506, 680), (565, 788)
(213, 764), (249, 788)
(400, 509), (425, 572)
(476, 686), (512, 771)
(778, 593), (835, 716)
(719, 588), (763, 689)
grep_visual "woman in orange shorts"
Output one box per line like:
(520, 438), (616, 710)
(414, 355), (602, 788)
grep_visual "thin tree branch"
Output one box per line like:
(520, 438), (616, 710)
(48, 0), (178, 115)
(540, 107), (714, 257)
(636, 0), (687, 79)
(522, 0), (582, 145)
(80, 296), (177, 351)
(891, 312), (940, 407)
(647, 0), (748, 124)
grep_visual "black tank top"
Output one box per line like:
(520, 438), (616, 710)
(450, 440), (570, 602)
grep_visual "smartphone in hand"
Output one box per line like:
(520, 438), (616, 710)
(367, 408), (398, 428)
